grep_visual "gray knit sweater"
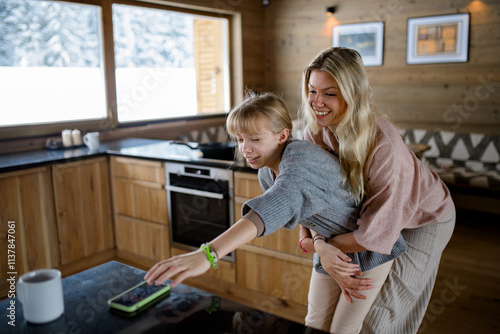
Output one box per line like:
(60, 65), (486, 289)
(242, 140), (407, 273)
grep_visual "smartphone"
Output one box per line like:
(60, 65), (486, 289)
(108, 281), (171, 313)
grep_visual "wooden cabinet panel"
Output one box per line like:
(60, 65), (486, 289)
(234, 171), (262, 198)
(236, 249), (312, 306)
(52, 157), (114, 265)
(115, 215), (170, 263)
(112, 177), (167, 224)
(0, 166), (60, 296)
(110, 156), (169, 266)
(111, 157), (165, 183)
(234, 171), (312, 258)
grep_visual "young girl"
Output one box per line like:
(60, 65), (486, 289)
(145, 91), (407, 333)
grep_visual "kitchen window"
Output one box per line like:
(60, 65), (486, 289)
(0, 0), (233, 138)
(0, 0), (107, 127)
(113, 4), (230, 123)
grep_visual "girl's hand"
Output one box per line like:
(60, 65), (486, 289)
(300, 237), (315, 253)
(314, 240), (361, 277)
(299, 225), (315, 253)
(144, 249), (211, 287)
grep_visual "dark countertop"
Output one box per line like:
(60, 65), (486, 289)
(0, 261), (324, 334)
(0, 138), (255, 173)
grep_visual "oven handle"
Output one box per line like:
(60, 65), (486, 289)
(167, 185), (225, 200)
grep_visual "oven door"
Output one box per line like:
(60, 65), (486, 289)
(166, 163), (234, 261)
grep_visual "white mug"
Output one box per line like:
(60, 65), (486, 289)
(17, 269), (64, 324)
(83, 132), (100, 151)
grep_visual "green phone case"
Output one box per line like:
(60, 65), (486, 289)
(108, 281), (171, 313)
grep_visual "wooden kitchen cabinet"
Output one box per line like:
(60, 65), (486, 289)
(52, 157), (114, 265)
(0, 166), (60, 297)
(234, 171), (313, 258)
(110, 157), (170, 266)
(234, 171), (313, 307)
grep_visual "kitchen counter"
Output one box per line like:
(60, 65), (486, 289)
(0, 138), (254, 173)
(0, 261), (324, 333)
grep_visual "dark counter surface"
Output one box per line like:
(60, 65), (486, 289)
(0, 138), (162, 173)
(0, 261), (324, 334)
(0, 138), (255, 173)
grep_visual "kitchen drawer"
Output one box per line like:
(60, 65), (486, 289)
(115, 215), (170, 262)
(234, 171), (262, 198)
(112, 177), (167, 224)
(111, 156), (165, 183)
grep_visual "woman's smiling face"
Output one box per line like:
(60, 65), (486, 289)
(307, 70), (348, 131)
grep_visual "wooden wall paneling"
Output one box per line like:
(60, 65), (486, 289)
(265, 0), (500, 134)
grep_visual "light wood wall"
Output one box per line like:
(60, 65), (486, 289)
(263, 0), (500, 134)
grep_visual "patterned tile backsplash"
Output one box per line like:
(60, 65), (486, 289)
(177, 125), (229, 143)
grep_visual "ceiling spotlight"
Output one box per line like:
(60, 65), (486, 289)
(326, 6), (337, 16)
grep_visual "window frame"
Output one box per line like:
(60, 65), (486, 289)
(0, 0), (239, 140)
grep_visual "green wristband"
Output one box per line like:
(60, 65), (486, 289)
(200, 243), (219, 269)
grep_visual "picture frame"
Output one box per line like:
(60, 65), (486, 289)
(406, 13), (470, 64)
(332, 22), (384, 67)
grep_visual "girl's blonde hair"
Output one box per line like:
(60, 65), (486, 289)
(299, 47), (376, 204)
(226, 91), (293, 139)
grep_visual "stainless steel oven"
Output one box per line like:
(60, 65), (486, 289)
(165, 162), (235, 262)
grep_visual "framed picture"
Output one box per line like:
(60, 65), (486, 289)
(406, 13), (470, 64)
(332, 22), (384, 66)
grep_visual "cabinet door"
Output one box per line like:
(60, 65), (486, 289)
(234, 172), (312, 258)
(0, 166), (60, 297)
(236, 249), (311, 306)
(52, 157), (114, 265)
(115, 215), (170, 265)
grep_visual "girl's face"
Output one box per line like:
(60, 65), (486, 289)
(307, 70), (348, 131)
(236, 122), (288, 174)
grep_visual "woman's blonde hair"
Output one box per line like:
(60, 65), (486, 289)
(299, 47), (376, 204)
(226, 91), (293, 139)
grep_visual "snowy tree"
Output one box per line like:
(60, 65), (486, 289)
(0, 0), (194, 68)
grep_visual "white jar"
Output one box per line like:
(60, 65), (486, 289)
(72, 129), (82, 146)
(61, 130), (73, 147)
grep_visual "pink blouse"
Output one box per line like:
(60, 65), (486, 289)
(303, 116), (454, 254)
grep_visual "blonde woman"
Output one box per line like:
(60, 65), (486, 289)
(299, 47), (455, 333)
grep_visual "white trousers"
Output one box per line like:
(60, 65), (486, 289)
(305, 260), (393, 334)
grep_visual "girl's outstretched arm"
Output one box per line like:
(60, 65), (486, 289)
(144, 218), (258, 287)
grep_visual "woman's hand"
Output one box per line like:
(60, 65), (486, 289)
(144, 249), (211, 287)
(314, 240), (360, 277)
(332, 275), (374, 303)
(314, 240), (374, 302)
